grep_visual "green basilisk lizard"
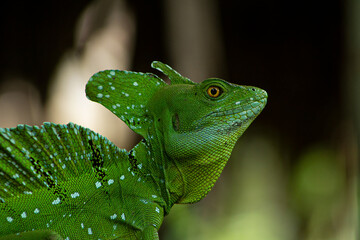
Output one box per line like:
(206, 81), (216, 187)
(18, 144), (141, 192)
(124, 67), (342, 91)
(0, 61), (267, 239)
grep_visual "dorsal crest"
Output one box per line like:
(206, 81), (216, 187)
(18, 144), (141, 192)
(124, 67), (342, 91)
(85, 61), (194, 137)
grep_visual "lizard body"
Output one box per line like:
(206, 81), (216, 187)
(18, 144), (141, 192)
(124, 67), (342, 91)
(0, 61), (267, 239)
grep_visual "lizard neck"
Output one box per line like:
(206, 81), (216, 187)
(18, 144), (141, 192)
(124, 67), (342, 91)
(147, 107), (252, 205)
(163, 120), (250, 204)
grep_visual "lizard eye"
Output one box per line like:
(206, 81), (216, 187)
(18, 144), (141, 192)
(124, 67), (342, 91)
(207, 86), (222, 98)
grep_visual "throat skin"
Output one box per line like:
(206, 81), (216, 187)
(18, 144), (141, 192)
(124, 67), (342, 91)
(167, 126), (246, 204)
(156, 117), (255, 205)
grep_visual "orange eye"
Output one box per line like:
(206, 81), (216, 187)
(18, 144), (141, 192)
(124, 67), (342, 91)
(207, 86), (222, 98)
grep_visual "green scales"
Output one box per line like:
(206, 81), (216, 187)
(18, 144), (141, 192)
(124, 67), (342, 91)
(0, 61), (267, 239)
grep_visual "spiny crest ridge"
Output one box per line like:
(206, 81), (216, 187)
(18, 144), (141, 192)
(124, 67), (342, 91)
(151, 61), (195, 85)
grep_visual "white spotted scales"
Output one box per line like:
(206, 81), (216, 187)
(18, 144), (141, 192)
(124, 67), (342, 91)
(87, 69), (166, 137)
(0, 61), (267, 239)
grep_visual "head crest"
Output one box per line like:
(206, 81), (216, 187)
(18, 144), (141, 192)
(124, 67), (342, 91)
(86, 69), (166, 137)
(86, 61), (194, 137)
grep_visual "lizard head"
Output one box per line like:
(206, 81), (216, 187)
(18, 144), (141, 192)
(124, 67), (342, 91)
(149, 63), (267, 203)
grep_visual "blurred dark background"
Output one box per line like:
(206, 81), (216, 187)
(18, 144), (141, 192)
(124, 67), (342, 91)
(0, 0), (357, 239)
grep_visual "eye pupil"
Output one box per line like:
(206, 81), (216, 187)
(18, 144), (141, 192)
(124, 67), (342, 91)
(210, 88), (218, 95)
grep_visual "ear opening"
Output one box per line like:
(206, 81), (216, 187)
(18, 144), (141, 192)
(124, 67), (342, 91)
(172, 113), (180, 132)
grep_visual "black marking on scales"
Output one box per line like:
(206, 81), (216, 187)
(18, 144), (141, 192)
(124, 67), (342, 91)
(88, 140), (106, 180)
(88, 140), (110, 197)
(128, 149), (139, 173)
(29, 157), (67, 203)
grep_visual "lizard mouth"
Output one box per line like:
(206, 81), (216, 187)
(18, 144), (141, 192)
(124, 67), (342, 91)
(215, 97), (267, 133)
(208, 96), (267, 120)
(193, 97), (267, 132)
